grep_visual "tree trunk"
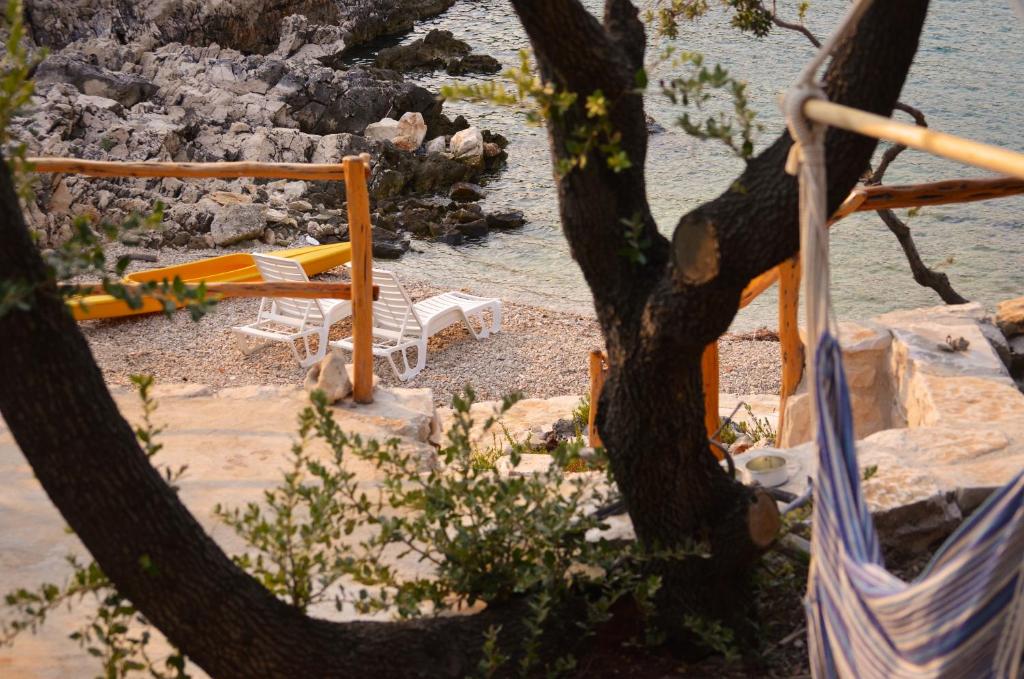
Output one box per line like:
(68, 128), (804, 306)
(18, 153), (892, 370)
(511, 0), (931, 618)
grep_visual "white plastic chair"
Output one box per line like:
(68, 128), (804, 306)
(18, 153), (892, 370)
(331, 268), (501, 381)
(231, 253), (351, 368)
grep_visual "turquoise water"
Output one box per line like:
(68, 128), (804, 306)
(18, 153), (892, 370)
(381, 1), (1024, 329)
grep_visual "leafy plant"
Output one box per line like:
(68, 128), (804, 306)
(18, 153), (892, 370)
(661, 51), (763, 160)
(0, 0), (45, 200)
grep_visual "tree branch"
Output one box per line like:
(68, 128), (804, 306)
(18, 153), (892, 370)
(876, 208), (969, 304)
(761, 1), (965, 306)
(511, 0), (667, 342)
(652, 0), (932, 349)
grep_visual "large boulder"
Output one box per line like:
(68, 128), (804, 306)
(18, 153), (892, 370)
(35, 55), (158, 107)
(210, 204), (267, 246)
(996, 296), (1024, 337)
(374, 29), (469, 71)
(450, 126), (484, 165)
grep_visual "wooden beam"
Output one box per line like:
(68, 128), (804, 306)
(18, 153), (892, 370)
(804, 99), (1024, 181)
(776, 256), (803, 439)
(857, 176), (1024, 212)
(587, 349), (607, 448)
(68, 281), (378, 300)
(26, 158), (353, 181)
(344, 154), (375, 404)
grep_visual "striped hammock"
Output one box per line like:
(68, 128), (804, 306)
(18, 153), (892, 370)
(784, 3), (1024, 675)
(806, 334), (1024, 678)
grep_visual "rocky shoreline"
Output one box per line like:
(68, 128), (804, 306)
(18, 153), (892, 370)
(15, 0), (524, 258)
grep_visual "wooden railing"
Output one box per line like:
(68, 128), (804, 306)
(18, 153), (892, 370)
(587, 174), (1024, 448)
(29, 154), (379, 404)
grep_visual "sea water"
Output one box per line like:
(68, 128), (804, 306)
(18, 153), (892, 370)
(360, 0), (1024, 330)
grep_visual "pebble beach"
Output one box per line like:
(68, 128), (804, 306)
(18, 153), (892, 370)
(81, 245), (782, 405)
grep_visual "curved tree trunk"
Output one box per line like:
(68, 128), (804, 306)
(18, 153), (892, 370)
(511, 0), (931, 619)
(0, 0), (930, 674)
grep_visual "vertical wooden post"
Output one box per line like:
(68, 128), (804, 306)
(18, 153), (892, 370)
(777, 256), (803, 438)
(587, 350), (607, 448)
(701, 341), (722, 460)
(344, 154), (374, 404)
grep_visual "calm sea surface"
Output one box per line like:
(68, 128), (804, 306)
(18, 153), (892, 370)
(360, 0), (1024, 329)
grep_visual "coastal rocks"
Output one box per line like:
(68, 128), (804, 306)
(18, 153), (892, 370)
(24, 0), (458, 56)
(375, 29), (502, 75)
(35, 55), (158, 108)
(375, 29), (469, 71)
(364, 112), (427, 151)
(996, 296), (1024, 337)
(450, 126), (484, 165)
(14, 0), (518, 255)
(486, 210), (526, 230)
(450, 182), (484, 202)
(210, 204), (268, 246)
(445, 53), (501, 76)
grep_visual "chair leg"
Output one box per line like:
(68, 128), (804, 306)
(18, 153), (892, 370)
(234, 330), (253, 355)
(297, 330), (328, 369)
(488, 303), (502, 334)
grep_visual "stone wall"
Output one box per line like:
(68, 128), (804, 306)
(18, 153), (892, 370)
(769, 300), (1024, 554)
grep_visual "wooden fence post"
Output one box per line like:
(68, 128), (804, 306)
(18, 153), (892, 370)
(587, 350), (607, 448)
(344, 154), (374, 404)
(701, 341), (722, 459)
(777, 255), (803, 439)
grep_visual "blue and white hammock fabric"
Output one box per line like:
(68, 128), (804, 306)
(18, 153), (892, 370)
(784, 3), (1024, 676)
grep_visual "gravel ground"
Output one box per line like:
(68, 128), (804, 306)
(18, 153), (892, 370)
(81, 246), (781, 405)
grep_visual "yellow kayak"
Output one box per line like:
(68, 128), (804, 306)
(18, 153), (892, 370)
(70, 242), (352, 321)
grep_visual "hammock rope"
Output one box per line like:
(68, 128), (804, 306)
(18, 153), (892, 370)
(784, 2), (1024, 676)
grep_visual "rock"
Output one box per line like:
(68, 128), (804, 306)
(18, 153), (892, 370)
(312, 133), (371, 164)
(36, 55), (158, 107)
(375, 29), (470, 71)
(450, 182), (484, 202)
(394, 111), (427, 151)
(365, 117), (402, 144)
(289, 200), (314, 213)
(542, 418), (579, 451)
(304, 352), (352, 403)
(494, 454), (556, 479)
(210, 204), (267, 246)
(446, 53), (502, 76)
(450, 126), (484, 165)
(646, 113), (666, 134)
(455, 219), (489, 238)
(424, 136), (446, 155)
(979, 319), (1013, 369)
(780, 321), (895, 447)
(483, 142), (501, 157)
(996, 296), (1024, 337)
(486, 210), (526, 230)
(373, 238), (410, 260)
(1009, 335), (1024, 374)
(209, 191), (252, 206)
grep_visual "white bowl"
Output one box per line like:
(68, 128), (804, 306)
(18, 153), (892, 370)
(744, 454), (789, 487)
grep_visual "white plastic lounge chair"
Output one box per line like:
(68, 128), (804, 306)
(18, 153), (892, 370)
(231, 253), (351, 368)
(330, 268), (501, 381)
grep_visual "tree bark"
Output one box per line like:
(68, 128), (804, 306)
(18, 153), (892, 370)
(510, 0), (931, 617)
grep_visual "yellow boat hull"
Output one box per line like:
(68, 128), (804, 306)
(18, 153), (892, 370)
(70, 243), (352, 321)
